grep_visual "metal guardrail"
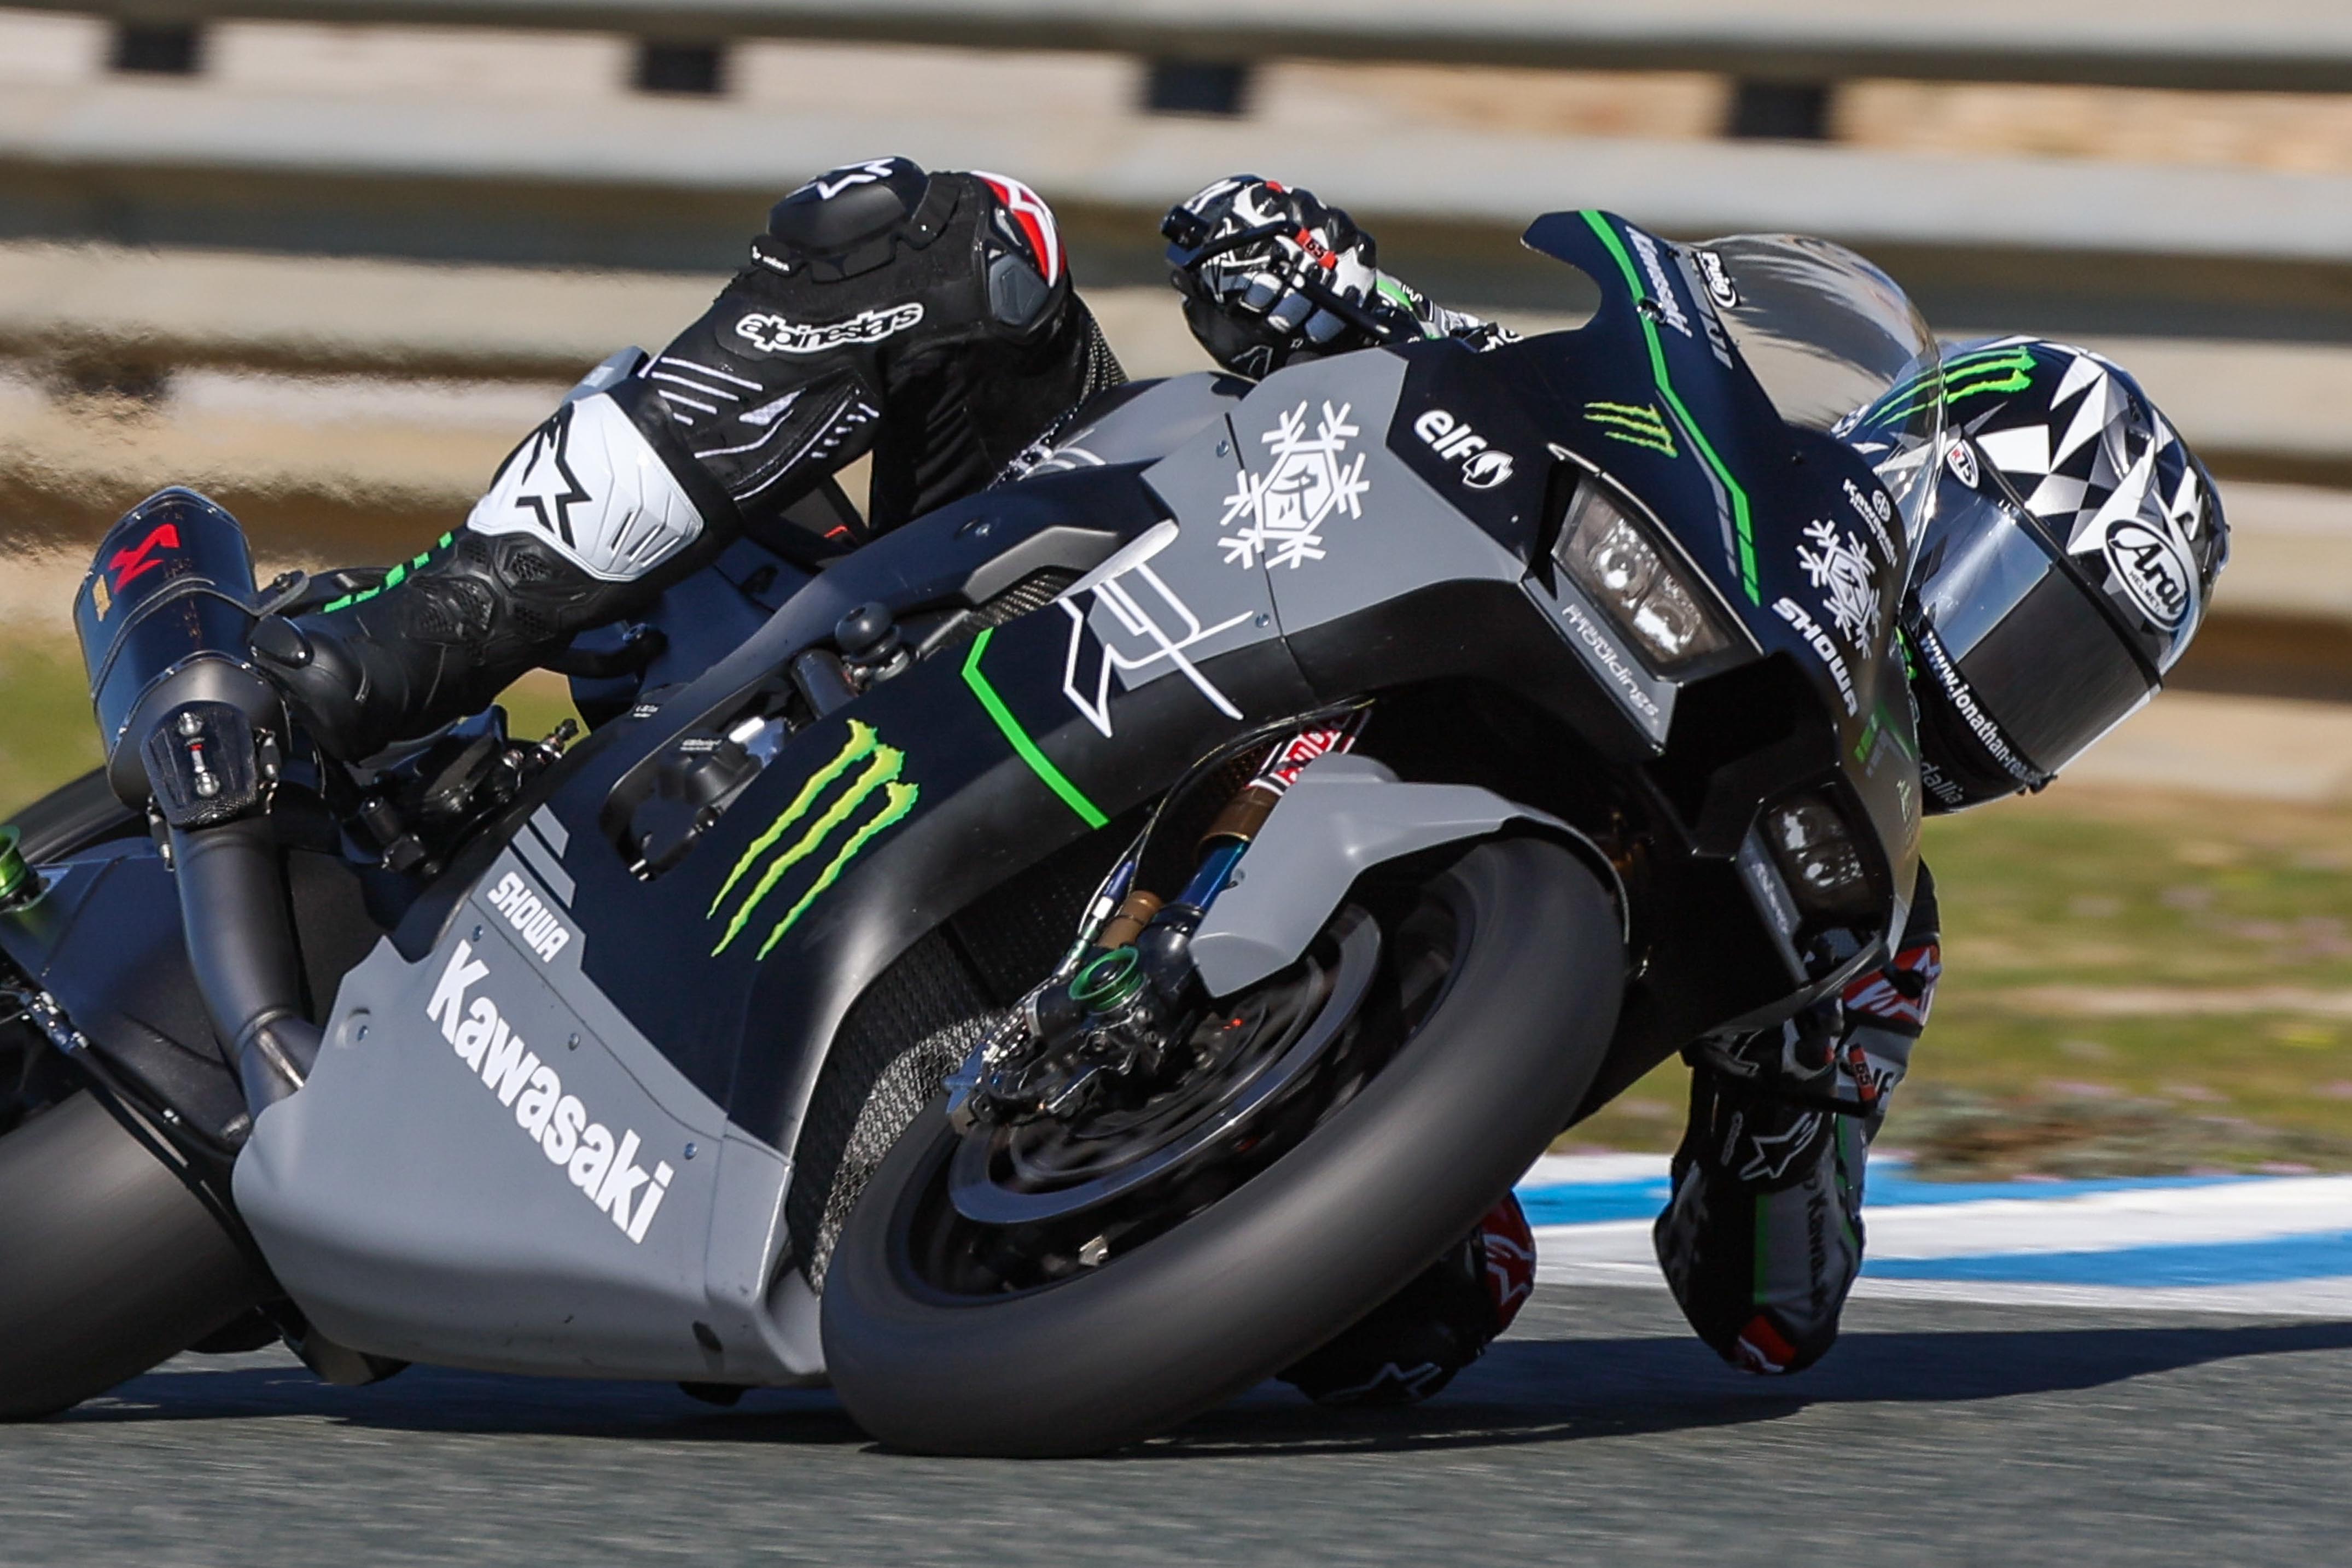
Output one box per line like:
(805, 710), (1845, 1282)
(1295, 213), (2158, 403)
(16, 0), (2352, 92)
(10, 80), (2352, 263)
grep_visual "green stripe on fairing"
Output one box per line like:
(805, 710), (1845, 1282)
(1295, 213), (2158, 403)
(1579, 211), (1760, 605)
(960, 627), (1109, 829)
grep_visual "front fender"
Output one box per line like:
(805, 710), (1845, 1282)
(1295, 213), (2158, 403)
(1189, 754), (1625, 997)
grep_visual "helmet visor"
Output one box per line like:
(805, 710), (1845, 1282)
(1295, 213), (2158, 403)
(1913, 471), (2158, 779)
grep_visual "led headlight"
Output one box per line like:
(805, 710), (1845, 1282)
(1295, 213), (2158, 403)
(1553, 482), (1734, 674)
(1764, 793), (1877, 920)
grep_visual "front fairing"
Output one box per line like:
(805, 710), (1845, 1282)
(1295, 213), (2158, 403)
(1499, 212), (1926, 961)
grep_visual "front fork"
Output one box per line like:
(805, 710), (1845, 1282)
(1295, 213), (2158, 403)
(944, 714), (1367, 1131)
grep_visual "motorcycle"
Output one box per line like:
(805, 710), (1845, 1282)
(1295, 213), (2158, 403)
(0, 211), (1944, 1455)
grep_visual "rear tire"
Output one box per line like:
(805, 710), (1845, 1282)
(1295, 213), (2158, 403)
(0, 1094), (263, 1419)
(0, 768), (265, 1420)
(821, 838), (1622, 1456)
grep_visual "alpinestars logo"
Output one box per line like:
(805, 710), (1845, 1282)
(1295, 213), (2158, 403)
(708, 720), (917, 960)
(734, 303), (925, 357)
(427, 941), (674, 1244)
(791, 158), (902, 201)
(1412, 409), (1516, 489)
(498, 403), (591, 546)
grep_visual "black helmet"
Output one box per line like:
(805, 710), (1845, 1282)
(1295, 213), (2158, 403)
(1847, 337), (2228, 812)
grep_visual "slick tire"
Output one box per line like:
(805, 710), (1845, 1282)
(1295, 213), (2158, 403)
(0, 769), (265, 1420)
(822, 838), (1622, 1457)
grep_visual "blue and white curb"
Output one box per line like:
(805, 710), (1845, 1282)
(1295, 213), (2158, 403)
(1513, 1154), (2352, 1314)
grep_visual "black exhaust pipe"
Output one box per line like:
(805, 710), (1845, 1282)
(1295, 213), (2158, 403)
(74, 488), (315, 1112)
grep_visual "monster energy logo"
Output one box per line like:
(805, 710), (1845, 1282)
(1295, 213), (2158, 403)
(1585, 400), (1678, 457)
(1859, 344), (2038, 431)
(707, 720), (918, 960)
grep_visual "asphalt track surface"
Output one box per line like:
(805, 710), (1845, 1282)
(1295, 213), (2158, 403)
(8, 1286), (2350, 1567)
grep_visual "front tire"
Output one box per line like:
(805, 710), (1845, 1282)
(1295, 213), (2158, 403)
(820, 837), (1622, 1456)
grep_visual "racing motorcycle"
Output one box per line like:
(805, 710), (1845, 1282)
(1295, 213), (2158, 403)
(0, 211), (1943, 1455)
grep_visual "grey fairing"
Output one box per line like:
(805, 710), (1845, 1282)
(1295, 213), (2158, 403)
(234, 844), (824, 1384)
(1190, 754), (1625, 998)
(228, 372), (1267, 1387)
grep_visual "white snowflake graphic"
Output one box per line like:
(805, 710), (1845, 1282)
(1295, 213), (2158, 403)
(1218, 400), (1371, 570)
(1796, 519), (1881, 648)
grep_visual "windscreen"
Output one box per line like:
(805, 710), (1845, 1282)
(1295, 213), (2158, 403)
(1691, 234), (1945, 550)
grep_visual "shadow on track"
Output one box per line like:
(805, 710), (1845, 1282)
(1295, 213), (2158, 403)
(56, 1310), (2352, 1457)
(1144, 1317), (2352, 1459)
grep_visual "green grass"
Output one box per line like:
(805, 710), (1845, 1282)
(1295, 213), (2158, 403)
(0, 638), (102, 814)
(9, 633), (2350, 1175)
(1565, 786), (2352, 1175)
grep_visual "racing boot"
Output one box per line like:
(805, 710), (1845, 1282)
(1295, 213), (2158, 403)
(1654, 885), (1941, 1374)
(253, 156), (1120, 759)
(1279, 1194), (1538, 1408)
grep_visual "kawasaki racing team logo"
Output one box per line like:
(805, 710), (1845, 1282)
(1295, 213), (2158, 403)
(708, 720), (918, 959)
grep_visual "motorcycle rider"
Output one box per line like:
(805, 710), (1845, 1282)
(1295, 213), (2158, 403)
(248, 162), (2228, 1401)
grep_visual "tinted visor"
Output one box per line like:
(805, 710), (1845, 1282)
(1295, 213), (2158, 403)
(1914, 474), (2158, 778)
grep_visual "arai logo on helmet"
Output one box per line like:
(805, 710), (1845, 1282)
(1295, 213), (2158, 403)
(2104, 519), (2194, 631)
(1413, 409), (1516, 489)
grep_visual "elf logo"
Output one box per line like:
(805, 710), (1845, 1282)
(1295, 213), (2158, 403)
(485, 871), (572, 964)
(1413, 410), (1516, 490)
(425, 941), (674, 1245)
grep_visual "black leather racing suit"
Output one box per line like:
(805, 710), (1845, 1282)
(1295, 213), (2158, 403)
(254, 158), (1122, 761)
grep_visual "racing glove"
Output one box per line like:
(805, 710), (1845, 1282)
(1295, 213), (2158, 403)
(1163, 174), (1516, 378)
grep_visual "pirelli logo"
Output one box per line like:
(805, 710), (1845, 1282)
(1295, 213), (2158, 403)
(708, 720), (918, 960)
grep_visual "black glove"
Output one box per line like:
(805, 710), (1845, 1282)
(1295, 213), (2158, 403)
(1162, 175), (1393, 377)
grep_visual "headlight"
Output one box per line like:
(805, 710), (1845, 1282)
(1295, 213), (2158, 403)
(1764, 793), (1877, 919)
(1553, 482), (1734, 673)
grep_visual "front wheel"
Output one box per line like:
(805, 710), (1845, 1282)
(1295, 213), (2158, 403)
(820, 837), (1623, 1456)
